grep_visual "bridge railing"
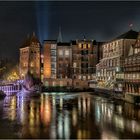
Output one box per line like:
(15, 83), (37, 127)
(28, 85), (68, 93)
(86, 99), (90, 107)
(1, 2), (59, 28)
(0, 83), (22, 96)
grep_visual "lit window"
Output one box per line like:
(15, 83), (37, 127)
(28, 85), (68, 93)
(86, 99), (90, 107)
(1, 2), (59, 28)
(51, 50), (56, 56)
(59, 50), (63, 56)
(65, 50), (69, 56)
(88, 44), (90, 48)
(51, 44), (56, 49)
(83, 76), (86, 80)
(88, 75), (91, 79)
(73, 63), (77, 68)
(84, 44), (86, 49)
(79, 43), (82, 48)
(30, 62), (34, 67)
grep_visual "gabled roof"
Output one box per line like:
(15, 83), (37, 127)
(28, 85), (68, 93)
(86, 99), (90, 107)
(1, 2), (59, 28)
(133, 32), (140, 48)
(21, 32), (40, 48)
(115, 29), (138, 40)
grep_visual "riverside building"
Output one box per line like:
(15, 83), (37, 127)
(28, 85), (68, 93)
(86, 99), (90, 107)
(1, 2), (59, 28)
(19, 32), (41, 79)
(96, 30), (138, 92)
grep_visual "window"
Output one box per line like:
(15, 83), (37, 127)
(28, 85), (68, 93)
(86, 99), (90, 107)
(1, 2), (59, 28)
(59, 50), (63, 56)
(51, 50), (56, 56)
(51, 57), (56, 62)
(83, 76), (86, 80)
(78, 75), (81, 79)
(81, 50), (88, 55)
(30, 62), (34, 67)
(79, 43), (82, 48)
(73, 63), (77, 68)
(51, 44), (56, 49)
(51, 63), (56, 69)
(65, 50), (69, 56)
(84, 44), (86, 49)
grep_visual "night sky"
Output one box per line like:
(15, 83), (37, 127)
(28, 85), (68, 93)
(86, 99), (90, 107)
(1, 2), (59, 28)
(0, 1), (140, 60)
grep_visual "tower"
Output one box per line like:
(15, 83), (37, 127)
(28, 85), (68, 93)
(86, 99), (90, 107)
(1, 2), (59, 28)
(57, 26), (62, 43)
(19, 32), (41, 79)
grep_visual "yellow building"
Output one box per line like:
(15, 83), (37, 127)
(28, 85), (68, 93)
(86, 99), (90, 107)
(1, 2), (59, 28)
(19, 32), (41, 79)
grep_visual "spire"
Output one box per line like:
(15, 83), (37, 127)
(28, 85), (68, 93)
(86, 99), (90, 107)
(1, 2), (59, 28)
(33, 31), (35, 36)
(57, 26), (62, 43)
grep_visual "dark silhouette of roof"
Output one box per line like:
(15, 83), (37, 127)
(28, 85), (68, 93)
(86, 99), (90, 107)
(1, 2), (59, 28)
(57, 42), (71, 46)
(115, 29), (138, 40)
(21, 32), (40, 48)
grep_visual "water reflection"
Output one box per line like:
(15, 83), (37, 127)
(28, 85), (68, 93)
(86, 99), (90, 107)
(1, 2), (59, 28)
(1, 92), (140, 139)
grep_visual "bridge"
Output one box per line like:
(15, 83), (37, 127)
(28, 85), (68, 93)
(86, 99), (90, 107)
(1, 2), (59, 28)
(0, 80), (22, 96)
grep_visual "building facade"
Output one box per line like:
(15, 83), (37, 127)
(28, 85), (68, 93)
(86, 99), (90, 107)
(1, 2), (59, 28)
(72, 39), (98, 89)
(43, 40), (57, 80)
(43, 39), (98, 89)
(96, 30), (138, 91)
(123, 32), (140, 103)
(57, 42), (72, 79)
(19, 33), (41, 79)
(43, 41), (72, 87)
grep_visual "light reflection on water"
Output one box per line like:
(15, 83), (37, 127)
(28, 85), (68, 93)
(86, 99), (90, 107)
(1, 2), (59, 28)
(0, 92), (140, 139)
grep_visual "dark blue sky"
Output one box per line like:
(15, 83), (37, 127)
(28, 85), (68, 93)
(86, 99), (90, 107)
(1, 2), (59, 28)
(0, 1), (140, 59)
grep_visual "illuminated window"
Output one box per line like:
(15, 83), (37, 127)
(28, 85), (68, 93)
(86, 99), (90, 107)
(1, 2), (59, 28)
(79, 43), (82, 48)
(73, 62), (77, 68)
(84, 44), (86, 49)
(59, 50), (63, 56)
(30, 62), (34, 67)
(51, 44), (56, 49)
(83, 76), (86, 80)
(88, 44), (90, 48)
(65, 50), (69, 56)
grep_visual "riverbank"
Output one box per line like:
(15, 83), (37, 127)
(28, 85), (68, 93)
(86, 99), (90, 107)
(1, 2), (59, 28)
(42, 86), (94, 92)
(93, 87), (140, 105)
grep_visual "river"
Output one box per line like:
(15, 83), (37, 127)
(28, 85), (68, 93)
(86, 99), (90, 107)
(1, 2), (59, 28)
(0, 92), (140, 139)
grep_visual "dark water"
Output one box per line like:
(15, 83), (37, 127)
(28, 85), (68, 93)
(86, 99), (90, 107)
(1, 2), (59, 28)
(0, 92), (140, 139)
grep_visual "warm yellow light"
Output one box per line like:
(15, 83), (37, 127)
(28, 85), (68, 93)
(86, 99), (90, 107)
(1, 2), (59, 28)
(79, 43), (82, 48)
(84, 44), (86, 49)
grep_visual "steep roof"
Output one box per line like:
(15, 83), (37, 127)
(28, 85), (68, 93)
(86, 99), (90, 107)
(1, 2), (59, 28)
(21, 32), (40, 48)
(115, 29), (138, 40)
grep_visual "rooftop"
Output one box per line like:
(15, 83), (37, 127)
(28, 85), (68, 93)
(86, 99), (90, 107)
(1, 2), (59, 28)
(21, 32), (40, 48)
(115, 29), (138, 40)
(57, 42), (71, 46)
